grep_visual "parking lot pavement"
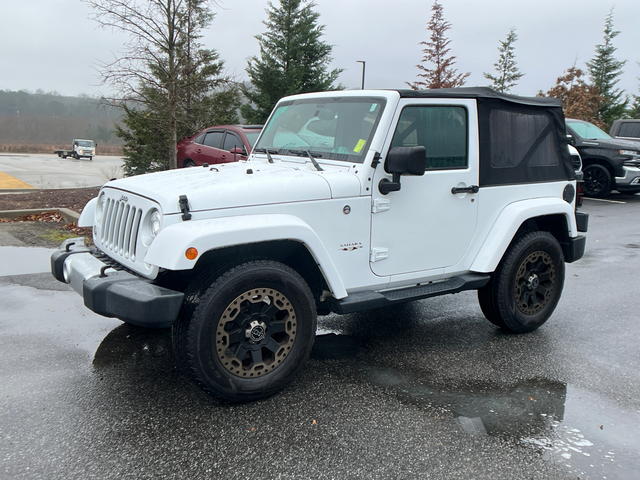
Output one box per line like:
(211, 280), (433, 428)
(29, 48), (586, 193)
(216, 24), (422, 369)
(0, 153), (123, 190)
(1, 195), (640, 479)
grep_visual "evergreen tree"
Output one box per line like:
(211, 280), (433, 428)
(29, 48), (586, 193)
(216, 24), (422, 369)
(483, 27), (524, 93)
(629, 64), (640, 118)
(87, 0), (240, 173)
(586, 8), (627, 127)
(406, 1), (469, 90)
(241, 0), (343, 124)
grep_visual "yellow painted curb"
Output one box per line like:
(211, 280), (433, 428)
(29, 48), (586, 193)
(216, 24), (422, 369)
(0, 171), (34, 189)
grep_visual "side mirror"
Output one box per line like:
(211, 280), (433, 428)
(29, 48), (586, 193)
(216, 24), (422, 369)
(566, 134), (576, 146)
(230, 147), (246, 155)
(379, 146), (426, 195)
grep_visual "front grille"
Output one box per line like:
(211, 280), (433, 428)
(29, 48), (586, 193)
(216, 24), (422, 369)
(100, 197), (143, 262)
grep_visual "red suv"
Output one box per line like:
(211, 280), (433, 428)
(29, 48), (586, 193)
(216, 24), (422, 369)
(177, 125), (262, 168)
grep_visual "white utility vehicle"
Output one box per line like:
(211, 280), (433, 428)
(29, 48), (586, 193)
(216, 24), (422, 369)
(54, 139), (95, 160)
(52, 88), (588, 401)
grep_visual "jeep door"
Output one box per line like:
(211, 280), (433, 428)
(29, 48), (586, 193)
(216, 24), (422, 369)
(370, 99), (479, 277)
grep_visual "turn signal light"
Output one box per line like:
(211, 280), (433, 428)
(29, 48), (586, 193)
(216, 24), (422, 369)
(185, 247), (198, 260)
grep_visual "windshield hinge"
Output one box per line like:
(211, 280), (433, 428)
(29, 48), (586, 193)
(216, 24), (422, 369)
(179, 195), (192, 221)
(371, 152), (382, 169)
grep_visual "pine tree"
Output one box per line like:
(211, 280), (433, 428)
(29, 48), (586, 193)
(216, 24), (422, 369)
(483, 27), (524, 93)
(241, 0), (343, 125)
(586, 8), (627, 127)
(629, 64), (640, 118)
(406, 1), (469, 90)
(540, 67), (607, 129)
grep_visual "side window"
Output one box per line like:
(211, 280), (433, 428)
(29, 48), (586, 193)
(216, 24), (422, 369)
(203, 131), (223, 148)
(194, 133), (206, 144)
(391, 106), (468, 169)
(619, 123), (640, 139)
(223, 133), (244, 152)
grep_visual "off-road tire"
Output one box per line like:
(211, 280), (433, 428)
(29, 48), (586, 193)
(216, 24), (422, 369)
(172, 260), (316, 402)
(478, 231), (565, 333)
(583, 163), (612, 198)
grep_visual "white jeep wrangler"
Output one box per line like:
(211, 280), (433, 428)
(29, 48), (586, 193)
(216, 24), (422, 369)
(52, 88), (588, 401)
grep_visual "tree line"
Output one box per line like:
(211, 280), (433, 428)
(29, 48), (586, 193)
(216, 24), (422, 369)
(6, 1), (638, 174)
(0, 90), (122, 146)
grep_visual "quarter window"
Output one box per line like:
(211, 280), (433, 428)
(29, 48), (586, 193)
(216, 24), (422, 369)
(391, 106), (468, 169)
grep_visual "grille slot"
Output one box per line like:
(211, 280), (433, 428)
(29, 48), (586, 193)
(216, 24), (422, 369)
(100, 197), (143, 260)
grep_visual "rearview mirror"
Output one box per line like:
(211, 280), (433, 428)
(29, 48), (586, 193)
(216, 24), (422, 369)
(385, 146), (427, 175)
(230, 147), (247, 155)
(379, 146), (426, 195)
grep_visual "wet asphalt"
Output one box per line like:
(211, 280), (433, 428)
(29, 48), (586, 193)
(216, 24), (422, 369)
(1, 195), (640, 479)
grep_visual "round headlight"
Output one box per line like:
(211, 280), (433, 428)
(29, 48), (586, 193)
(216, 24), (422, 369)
(149, 210), (161, 236)
(141, 208), (162, 246)
(95, 192), (106, 223)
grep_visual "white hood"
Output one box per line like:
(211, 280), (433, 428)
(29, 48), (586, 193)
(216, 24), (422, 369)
(104, 160), (362, 214)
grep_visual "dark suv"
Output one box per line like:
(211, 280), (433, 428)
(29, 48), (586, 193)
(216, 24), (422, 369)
(566, 119), (640, 197)
(177, 125), (262, 168)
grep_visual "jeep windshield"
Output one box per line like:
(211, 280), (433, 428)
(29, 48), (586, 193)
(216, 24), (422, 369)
(254, 96), (386, 164)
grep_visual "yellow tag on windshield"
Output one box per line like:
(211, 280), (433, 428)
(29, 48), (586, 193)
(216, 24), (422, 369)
(354, 139), (366, 153)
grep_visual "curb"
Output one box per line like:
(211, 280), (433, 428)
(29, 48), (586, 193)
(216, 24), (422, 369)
(0, 208), (80, 224)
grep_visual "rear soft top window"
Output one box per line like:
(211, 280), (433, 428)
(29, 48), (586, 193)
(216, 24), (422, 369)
(478, 98), (574, 187)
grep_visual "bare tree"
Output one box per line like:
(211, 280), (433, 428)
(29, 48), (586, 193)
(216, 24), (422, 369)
(85, 0), (229, 170)
(407, 1), (469, 90)
(540, 67), (607, 129)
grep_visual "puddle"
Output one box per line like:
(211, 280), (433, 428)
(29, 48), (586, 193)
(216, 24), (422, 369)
(358, 365), (640, 479)
(0, 246), (56, 276)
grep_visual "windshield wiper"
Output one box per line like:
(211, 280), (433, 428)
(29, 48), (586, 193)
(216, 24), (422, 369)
(253, 147), (276, 163)
(285, 149), (324, 171)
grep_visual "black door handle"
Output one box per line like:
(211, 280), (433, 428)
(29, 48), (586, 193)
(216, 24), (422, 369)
(451, 185), (479, 194)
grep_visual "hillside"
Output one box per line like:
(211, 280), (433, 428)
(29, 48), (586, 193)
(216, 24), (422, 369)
(0, 90), (122, 147)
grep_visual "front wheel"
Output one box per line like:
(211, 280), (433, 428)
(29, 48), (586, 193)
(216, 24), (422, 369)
(172, 260), (317, 402)
(583, 163), (612, 198)
(478, 231), (565, 333)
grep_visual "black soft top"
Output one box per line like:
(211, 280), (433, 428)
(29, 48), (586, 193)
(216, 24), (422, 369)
(397, 87), (562, 108)
(394, 87), (574, 186)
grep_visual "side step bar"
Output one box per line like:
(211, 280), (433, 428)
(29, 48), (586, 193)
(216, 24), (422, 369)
(333, 273), (490, 314)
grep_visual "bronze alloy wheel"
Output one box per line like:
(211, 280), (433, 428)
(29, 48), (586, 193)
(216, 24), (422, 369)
(216, 288), (297, 378)
(514, 251), (556, 315)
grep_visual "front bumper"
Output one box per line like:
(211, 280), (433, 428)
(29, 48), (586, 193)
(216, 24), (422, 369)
(51, 238), (183, 328)
(615, 166), (640, 190)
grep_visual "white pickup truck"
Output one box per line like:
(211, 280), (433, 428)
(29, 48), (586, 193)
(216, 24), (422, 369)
(51, 88), (588, 401)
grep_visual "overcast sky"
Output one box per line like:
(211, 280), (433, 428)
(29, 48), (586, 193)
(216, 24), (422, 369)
(2, 0), (639, 100)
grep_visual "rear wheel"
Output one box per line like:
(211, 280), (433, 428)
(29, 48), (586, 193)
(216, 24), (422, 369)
(172, 260), (317, 402)
(583, 163), (612, 198)
(478, 231), (565, 333)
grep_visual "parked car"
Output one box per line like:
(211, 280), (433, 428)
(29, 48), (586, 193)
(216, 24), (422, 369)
(566, 118), (640, 197)
(177, 125), (262, 168)
(610, 119), (640, 145)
